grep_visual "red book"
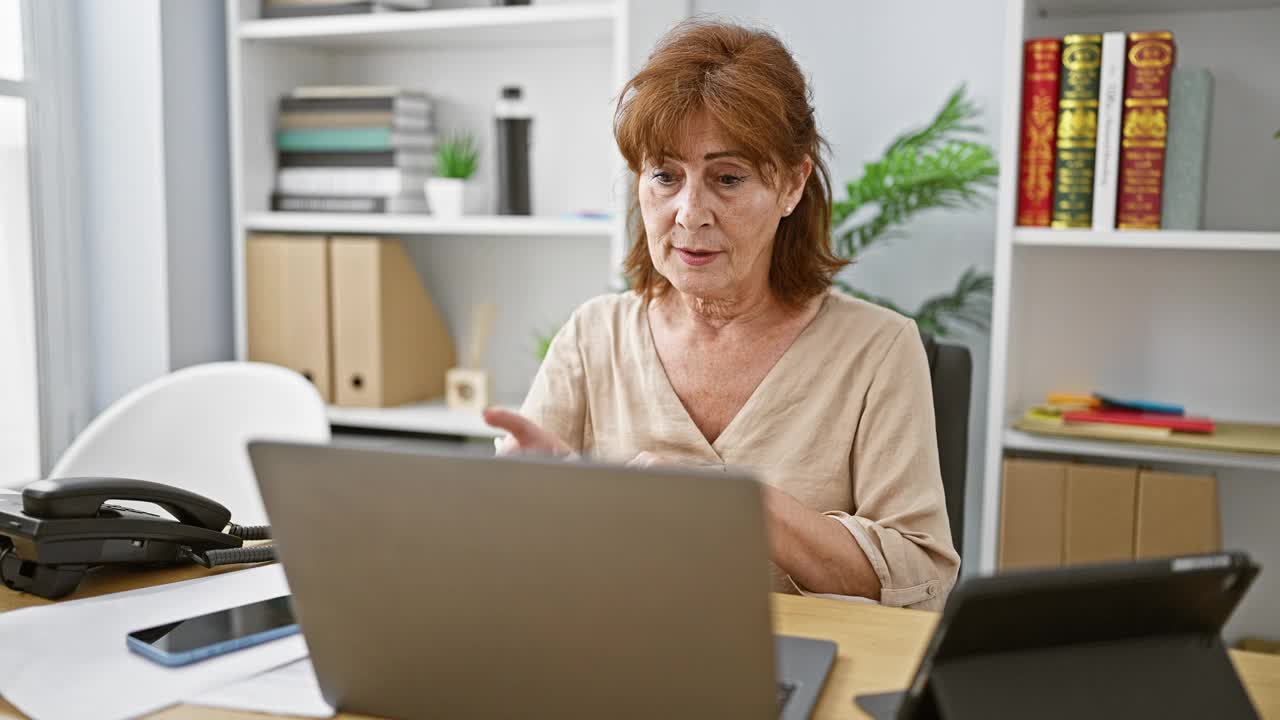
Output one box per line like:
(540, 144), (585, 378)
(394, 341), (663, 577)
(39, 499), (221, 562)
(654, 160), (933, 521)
(1116, 32), (1176, 229)
(1016, 38), (1062, 227)
(1062, 409), (1214, 434)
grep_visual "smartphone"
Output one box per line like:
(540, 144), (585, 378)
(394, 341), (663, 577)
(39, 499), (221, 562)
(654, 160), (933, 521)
(126, 594), (299, 667)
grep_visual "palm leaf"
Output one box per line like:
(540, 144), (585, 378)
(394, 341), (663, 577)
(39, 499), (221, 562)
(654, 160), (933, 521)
(912, 267), (993, 337)
(831, 85), (998, 259)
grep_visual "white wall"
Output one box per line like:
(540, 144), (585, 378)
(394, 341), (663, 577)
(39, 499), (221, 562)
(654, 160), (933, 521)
(692, 0), (1006, 566)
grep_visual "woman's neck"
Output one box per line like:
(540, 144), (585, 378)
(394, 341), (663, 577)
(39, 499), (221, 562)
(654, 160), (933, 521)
(667, 286), (785, 333)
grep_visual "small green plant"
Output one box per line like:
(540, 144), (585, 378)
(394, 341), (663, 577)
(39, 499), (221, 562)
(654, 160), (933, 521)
(436, 133), (479, 179)
(534, 323), (560, 361)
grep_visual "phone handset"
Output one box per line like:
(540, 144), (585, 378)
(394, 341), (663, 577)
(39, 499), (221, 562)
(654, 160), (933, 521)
(22, 477), (232, 530)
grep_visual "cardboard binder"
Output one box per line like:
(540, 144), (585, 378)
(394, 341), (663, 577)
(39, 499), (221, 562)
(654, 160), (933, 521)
(1135, 470), (1220, 559)
(998, 459), (1066, 570)
(329, 236), (455, 407)
(1064, 464), (1136, 565)
(245, 234), (334, 402)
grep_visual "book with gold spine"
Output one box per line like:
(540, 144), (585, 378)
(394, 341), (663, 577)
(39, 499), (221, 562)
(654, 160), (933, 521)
(1050, 34), (1103, 228)
(1016, 38), (1062, 227)
(1117, 31), (1176, 229)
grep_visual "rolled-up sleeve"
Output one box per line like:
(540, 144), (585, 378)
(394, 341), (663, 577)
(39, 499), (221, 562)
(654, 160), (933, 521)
(838, 320), (960, 611)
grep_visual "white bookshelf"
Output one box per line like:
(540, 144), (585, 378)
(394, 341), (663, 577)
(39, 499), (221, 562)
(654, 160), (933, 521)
(238, 2), (617, 48)
(984, 0), (1280, 568)
(1013, 228), (1280, 252)
(1003, 428), (1280, 474)
(226, 0), (685, 438)
(327, 400), (508, 438)
(1029, 0), (1280, 15)
(983, 0), (1280, 640)
(244, 211), (614, 237)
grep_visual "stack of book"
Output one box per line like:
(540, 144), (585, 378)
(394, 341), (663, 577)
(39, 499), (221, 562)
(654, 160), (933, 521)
(261, 0), (430, 18)
(1015, 31), (1213, 231)
(1018, 392), (1215, 441)
(272, 86), (436, 214)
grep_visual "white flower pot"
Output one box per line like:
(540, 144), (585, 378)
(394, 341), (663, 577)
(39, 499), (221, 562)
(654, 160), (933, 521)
(424, 178), (467, 218)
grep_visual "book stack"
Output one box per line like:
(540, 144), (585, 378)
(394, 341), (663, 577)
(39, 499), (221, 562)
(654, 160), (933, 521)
(273, 86), (436, 214)
(261, 0), (430, 19)
(1014, 32), (1213, 231)
(1018, 392), (1215, 441)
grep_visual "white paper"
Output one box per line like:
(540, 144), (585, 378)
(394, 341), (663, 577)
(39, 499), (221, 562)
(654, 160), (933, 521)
(189, 658), (334, 718)
(0, 565), (308, 720)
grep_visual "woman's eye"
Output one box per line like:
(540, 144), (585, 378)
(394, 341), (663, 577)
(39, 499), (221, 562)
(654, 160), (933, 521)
(717, 174), (744, 187)
(651, 170), (676, 186)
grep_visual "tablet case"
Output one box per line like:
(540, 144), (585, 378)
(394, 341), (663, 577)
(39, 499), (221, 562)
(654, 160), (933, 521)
(856, 553), (1261, 719)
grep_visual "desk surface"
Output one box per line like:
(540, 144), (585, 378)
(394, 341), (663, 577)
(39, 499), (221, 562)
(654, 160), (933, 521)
(2, 565), (1278, 720)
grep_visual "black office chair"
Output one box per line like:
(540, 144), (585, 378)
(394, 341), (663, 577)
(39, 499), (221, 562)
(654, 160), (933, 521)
(920, 334), (971, 559)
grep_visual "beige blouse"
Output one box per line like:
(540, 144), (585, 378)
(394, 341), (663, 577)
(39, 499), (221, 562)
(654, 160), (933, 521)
(509, 289), (960, 611)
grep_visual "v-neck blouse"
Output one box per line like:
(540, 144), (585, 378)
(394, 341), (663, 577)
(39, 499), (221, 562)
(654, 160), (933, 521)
(514, 289), (960, 610)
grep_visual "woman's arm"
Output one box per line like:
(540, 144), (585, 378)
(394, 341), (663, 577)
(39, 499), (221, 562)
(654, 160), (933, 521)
(829, 320), (960, 610)
(762, 484), (881, 599)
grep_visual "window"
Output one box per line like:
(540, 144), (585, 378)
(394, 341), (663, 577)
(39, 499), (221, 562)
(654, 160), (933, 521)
(1, 0), (87, 482)
(0, 0), (41, 482)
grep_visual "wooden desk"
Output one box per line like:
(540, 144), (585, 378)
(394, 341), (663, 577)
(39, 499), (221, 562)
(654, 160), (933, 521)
(2, 566), (1278, 719)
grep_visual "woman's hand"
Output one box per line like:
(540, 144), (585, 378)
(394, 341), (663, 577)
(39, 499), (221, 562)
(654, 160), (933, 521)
(483, 408), (575, 457)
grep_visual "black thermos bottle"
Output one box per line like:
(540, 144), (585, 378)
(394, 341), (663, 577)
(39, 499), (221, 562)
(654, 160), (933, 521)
(495, 85), (532, 215)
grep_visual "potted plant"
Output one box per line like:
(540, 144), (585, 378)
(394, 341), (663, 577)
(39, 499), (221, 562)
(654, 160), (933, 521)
(425, 133), (479, 218)
(831, 86), (998, 337)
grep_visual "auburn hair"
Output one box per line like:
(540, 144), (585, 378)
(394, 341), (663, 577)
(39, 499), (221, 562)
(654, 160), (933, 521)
(613, 19), (847, 307)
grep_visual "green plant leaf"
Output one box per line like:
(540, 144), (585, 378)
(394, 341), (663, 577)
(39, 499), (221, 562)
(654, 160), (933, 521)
(911, 267), (993, 336)
(436, 132), (480, 179)
(831, 84), (998, 260)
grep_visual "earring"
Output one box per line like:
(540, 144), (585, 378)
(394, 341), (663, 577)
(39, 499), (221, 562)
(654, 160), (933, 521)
(784, 206), (793, 216)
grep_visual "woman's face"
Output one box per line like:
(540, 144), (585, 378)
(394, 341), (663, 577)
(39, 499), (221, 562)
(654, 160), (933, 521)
(639, 113), (809, 304)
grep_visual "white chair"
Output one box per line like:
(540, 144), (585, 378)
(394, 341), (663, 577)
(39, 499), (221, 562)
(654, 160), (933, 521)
(50, 362), (331, 525)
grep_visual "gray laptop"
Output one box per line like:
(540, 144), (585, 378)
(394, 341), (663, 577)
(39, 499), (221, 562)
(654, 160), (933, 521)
(249, 440), (836, 720)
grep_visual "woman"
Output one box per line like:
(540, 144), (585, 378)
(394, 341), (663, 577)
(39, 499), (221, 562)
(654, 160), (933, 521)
(485, 20), (959, 610)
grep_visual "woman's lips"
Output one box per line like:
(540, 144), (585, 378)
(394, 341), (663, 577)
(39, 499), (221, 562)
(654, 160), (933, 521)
(675, 247), (721, 267)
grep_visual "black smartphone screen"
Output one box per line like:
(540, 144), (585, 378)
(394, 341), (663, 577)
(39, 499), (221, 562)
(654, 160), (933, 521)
(128, 594), (296, 654)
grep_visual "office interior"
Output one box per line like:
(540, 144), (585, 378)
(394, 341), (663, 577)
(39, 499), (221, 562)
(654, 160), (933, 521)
(1, 0), (1279, 718)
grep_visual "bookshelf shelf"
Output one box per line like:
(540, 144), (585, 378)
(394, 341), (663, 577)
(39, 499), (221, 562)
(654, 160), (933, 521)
(243, 212), (615, 238)
(238, 3), (617, 49)
(1030, 0), (1280, 17)
(1003, 427), (1280, 474)
(327, 400), (509, 439)
(1013, 228), (1280, 252)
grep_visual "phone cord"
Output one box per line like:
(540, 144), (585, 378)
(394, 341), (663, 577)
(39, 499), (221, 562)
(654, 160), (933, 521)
(226, 523), (272, 540)
(183, 545), (276, 569)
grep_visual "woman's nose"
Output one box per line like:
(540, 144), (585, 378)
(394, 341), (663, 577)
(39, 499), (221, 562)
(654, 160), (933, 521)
(675, 183), (713, 230)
